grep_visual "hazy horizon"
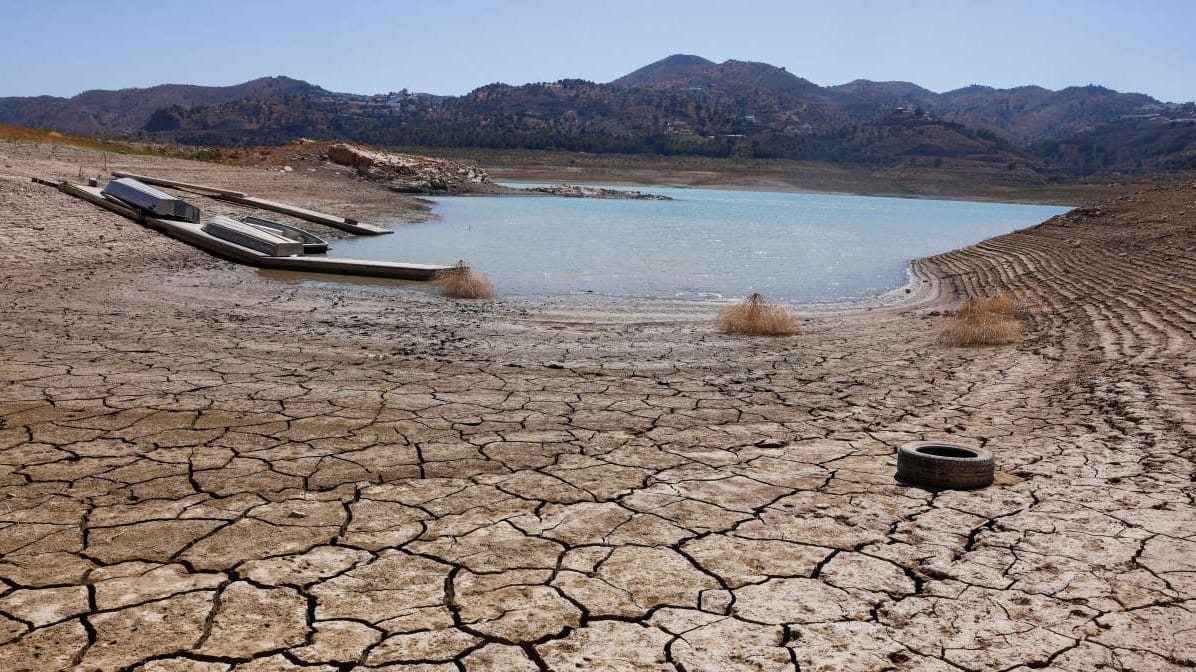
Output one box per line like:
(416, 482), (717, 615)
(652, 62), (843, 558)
(3, 0), (1193, 103)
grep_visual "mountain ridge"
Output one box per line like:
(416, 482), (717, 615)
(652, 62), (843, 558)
(1, 55), (1192, 176)
(0, 76), (323, 136)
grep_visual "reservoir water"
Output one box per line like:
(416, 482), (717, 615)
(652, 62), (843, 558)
(329, 186), (1069, 303)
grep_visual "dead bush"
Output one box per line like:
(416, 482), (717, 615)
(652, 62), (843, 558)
(956, 292), (1017, 320)
(440, 260), (493, 299)
(939, 293), (1024, 346)
(718, 293), (800, 336)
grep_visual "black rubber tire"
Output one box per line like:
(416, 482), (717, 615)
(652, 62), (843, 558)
(896, 441), (995, 490)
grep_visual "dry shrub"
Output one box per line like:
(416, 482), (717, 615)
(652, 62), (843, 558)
(718, 293), (800, 336)
(956, 293), (1016, 320)
(939, 292), (1024, 346)
(440, 260), (493, 299)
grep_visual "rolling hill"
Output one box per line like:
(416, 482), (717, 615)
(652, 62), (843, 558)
(0, 76), (323, 136)
(1, 55), (1192, 176)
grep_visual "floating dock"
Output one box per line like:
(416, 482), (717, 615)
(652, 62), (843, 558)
(109, 171), (392, 236)
(36, 178), (449, 281)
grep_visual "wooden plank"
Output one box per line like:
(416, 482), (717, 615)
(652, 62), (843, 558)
(110, 171), (247, 198)
(221, 194), (392, 235)
(154, 221), (269, 265)
(57, 180), (144, 220)
(260, 256), (449, 281)
(110, 171), (392, 236)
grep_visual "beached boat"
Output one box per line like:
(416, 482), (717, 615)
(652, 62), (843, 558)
(241, 216), (329, 254)
(101, 177), (200, 222)
(202, 215), (304, 257)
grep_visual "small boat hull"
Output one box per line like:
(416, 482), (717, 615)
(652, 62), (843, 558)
(101, 177), (200, 222)
(203, 215), (304, 257)
(241, 216), (329, 254)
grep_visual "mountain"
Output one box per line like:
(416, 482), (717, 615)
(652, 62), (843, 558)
(939, 84), (1159, 141)
(0, 76), (322, 136)
(612, 54), (821, 97)
(1033, 114), (1196, 172)
(1, 56), (1192, 176)
(610, 54), (716, 87)
(824, 80), (943, 117)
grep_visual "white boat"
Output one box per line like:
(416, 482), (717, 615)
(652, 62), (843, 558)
(100, 177), (200, 222)
(241, 216), (329, 254)
(202, 215), (303, 256)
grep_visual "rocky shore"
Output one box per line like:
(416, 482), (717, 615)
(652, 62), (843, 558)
(0, 139), (1192, 671)
(522, 183), (672, 200)
(325, 142), (494, 195)
(320, 142), (673, 199)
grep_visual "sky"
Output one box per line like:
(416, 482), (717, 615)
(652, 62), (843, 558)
(2, 0), (1193, 102)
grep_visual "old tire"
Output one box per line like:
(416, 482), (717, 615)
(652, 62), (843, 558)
(896, 442), (994, 490)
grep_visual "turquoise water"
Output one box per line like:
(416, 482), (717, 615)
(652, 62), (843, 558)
(330, 186), (1069, 303)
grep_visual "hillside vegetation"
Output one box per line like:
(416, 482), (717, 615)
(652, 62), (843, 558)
(2, 55), (1193, 178)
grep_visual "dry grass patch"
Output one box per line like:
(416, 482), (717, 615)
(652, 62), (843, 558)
(718, 293), (800, 336)
(957, 293), (1016, 320)
(0, 124), (152, 155)
(939, 292), (1024, 346)
(440, 260), (494, 299)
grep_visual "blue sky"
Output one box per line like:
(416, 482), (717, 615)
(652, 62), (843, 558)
(2, 0), (1193, 102)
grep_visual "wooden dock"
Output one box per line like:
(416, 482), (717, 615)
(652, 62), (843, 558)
(109, 171), (392, 235)
(40, 179), (449, 281)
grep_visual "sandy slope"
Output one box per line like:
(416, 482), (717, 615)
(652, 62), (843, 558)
(0, 140), (1192, 671)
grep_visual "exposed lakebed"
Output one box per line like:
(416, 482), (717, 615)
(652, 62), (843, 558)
(329, 185), (1069, 303)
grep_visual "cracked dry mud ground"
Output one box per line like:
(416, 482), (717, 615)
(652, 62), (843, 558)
(1, 142), (1193, 671)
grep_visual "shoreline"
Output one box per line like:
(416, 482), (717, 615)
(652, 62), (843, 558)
(1, 139), (1192, 670)
(473, 152), (1151, 207)
(393, 182), (1058, 312)
(489, 175), (1088, 207)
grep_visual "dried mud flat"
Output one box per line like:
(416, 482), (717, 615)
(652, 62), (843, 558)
(0, 140), (1193, 671)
